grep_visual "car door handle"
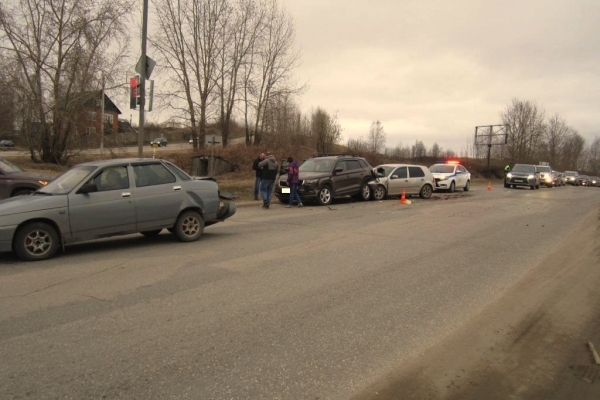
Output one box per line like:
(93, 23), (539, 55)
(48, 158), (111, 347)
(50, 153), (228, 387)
(173, 186), (182, 191)
(122, 192), (131, 198)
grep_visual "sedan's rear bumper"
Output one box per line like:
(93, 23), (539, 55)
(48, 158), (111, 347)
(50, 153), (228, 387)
(216, 202), (236, 221)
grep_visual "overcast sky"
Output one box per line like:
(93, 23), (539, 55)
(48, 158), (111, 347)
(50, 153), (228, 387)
(280, 0), (600, 153)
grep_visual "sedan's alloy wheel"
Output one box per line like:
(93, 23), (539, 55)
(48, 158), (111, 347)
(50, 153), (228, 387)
(174, 211), (205, 242)
(14, 222), (59, 261)
(373, 185), (386, 200)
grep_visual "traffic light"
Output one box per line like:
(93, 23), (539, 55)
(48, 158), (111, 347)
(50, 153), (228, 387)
(129, 75), (141, 109)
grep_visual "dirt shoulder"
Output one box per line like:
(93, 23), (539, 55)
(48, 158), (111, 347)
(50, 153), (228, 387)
(352, 205), (600, 400)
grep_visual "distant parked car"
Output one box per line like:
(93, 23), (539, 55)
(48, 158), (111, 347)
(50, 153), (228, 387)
(0, 158), (236, 261)
(589, 176), (600, 187)
(535, 165), (554, 187)
(369, 164), (435, 200)
(555, 172), (566, 186)
(505, 164), (540, 190)
(0, 157), (55, 199)
(576, 175), (589, 186)
(0, 140), (14, 147)
(150, 137), (168, 147)
(564, 171), (579, 185)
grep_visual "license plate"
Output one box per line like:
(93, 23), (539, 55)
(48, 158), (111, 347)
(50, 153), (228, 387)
(281, 188), (290, 194)
(516, 179), (525, 182)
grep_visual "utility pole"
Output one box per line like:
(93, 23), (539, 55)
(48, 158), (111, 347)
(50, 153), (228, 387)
(100, 72), (105, 152)
(137, 0), (149, 158)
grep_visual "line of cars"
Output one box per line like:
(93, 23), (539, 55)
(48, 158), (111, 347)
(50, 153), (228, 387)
(274, 154), (470, 206)
(505, 164), (600, 189)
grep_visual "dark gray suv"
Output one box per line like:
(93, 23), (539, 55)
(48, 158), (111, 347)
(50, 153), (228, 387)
(0, 157), (55, 199)
(505, 164), (540, 190)
(275, 155), (375, 206)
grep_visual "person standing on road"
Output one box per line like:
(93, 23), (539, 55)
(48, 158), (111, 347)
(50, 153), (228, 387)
(285, 156), (303, 208)
(258, 152), (278, 208)
(252, 153), (265, 201)
(504, 163), (512, 181)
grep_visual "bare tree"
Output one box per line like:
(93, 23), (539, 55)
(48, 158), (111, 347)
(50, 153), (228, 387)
(430, 142), (441, 159)
(411, 140), (427, 160)
(541, 113), (569, 167)
(312, 107), (341, 154)
(215, 0), (265, 146)
(367, 120), (385, 153)
(251, 0), (301, 145)
(0, 0), (131, 164)
(501, 98), (546, 164)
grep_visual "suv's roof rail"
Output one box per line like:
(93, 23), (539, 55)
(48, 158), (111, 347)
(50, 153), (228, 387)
(315, 153), (359, 157)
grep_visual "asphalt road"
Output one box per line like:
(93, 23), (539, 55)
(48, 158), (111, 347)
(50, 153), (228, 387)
(0, 184), (598, 399)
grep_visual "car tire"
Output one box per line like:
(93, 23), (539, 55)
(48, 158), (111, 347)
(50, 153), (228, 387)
(530, 184), (535, 190)
(536, 184), (540, 189)
(173, 211), (204, 242)
(317, 186), (333, 206)
(359, 181), (371, 201)
(141, 229), (162, 236)
(504, 181), (509, 188)
(448, 181), (455, 193)
(372, 185), (387, 201)
(464, 180), (470, 191)
(13, 222), (60, 261)
(12, 189), (34, 197)
(278, 197), (287, 204)
(419, 184), (433, 199)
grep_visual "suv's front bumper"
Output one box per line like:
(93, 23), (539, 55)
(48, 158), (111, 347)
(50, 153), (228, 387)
(275, 184), (319, 203)
(506, 176), (537, 187)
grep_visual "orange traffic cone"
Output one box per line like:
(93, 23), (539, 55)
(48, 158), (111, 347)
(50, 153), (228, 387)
(399, 188), (407, 204)
(487, 181), (492, 191)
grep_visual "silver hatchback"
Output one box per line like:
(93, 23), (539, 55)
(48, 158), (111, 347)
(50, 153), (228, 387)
(368, 164), (435, 200)
(0, 158), (236, 261)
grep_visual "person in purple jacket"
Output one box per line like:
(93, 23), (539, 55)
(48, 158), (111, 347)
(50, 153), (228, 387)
(285, 156), (303, 208)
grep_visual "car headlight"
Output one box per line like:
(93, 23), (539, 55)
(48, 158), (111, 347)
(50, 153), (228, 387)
(545, 177), (552, 182)
(303, 179), (318, 186)
(38, 180), (49, 186)
(506, 173), (512, 178)
(528, 174), (534, 179)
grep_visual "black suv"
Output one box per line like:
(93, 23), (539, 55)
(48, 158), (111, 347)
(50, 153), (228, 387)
(275, 154), (375, 206)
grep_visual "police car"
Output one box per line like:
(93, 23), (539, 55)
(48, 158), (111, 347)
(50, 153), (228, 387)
(429, 160), (471, 192)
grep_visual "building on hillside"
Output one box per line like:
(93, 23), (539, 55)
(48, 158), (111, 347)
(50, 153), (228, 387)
(74, 91), (121, 136)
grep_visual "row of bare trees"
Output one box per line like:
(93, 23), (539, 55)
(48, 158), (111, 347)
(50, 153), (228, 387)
(151, 0), (303, 149)
(474, 99), (592, 172)
(0, 0), (133, 164)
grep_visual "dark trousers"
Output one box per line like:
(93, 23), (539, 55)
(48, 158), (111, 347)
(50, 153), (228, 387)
(254, 176), (262, 199)
(288, 183), (302, 206)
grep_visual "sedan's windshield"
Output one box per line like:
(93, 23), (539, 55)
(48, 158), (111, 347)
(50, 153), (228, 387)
(429, 165), (455, 173)
(536, 166), (551, 172)
(512, 165), (535, 173)
(38, 166), (95, 194)
(299, 159), (335, 173)
(0, 158), (24, 174)
(565, 171), (578, 176)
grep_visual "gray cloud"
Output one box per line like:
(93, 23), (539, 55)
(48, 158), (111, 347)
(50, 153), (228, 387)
(283, 0), (600, 152)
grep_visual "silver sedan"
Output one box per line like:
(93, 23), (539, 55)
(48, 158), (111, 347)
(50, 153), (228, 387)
(0, 158), (236, 261)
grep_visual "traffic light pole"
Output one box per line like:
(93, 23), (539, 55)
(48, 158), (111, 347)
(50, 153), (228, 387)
(137, 0), (149, 158)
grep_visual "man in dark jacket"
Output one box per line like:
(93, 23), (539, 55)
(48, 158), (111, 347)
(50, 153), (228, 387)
(252, 153), (265, 200)
(258, 152), (278, 208)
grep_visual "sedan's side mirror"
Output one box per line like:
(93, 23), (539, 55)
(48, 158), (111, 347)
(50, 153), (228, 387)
(334, 167), (343, 173)
(391, 175), (398, 179)
(78, 183), (98, 194)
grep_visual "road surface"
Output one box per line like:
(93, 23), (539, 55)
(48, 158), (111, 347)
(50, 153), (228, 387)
(0, 185), (599, 399)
